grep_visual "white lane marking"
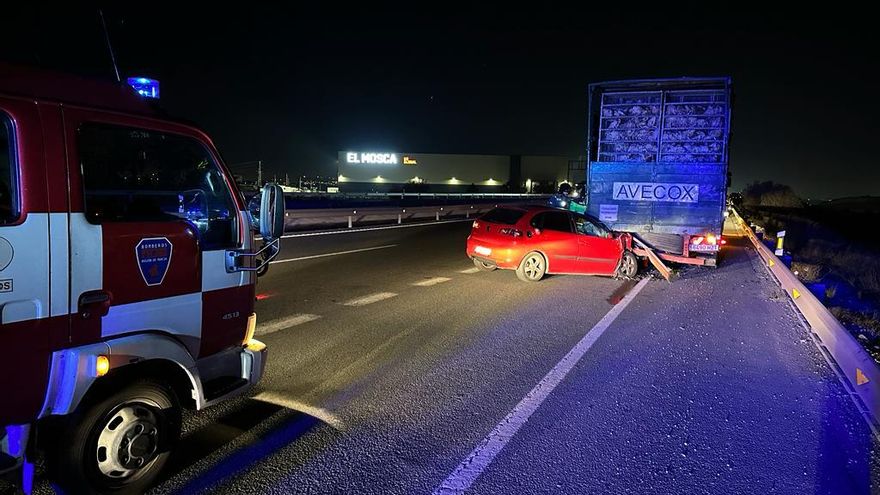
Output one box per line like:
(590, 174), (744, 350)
(342, 292), (398, 307)
(270, 244), (398, 264)
(278, 219), (473, 239)
(459, 267), (481, 274)
(256, 314), (322, 336)
(433, 277), (651, 495)
(412, 277), (452, 287)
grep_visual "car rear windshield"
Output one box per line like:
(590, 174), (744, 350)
(480, 208), (526, 225)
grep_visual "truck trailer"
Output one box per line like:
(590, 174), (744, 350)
(585, 77), (732, 266)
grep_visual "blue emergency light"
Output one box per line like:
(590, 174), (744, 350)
(126, 76), (160, 99)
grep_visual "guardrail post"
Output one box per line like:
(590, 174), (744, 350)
(775, 230), (786, 256)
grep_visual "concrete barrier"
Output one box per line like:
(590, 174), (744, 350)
(732, 208), (880, 436)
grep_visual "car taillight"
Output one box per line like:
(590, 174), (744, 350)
(472, 221), (480, 229)
(499, 228), (523, 237)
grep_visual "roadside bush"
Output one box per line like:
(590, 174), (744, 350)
(831, 307), (880, 344)
(742, 181), (805, 208)
(790, 261), (825, 283)
(799, 240), (880, 297)
(825, 284), (838, 300)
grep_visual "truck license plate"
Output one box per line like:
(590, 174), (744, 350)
(689, 244), (719, 252)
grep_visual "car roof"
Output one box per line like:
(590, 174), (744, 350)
(495, 204), (606, 222)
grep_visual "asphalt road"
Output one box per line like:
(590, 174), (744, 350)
(18, 220), (880, 494)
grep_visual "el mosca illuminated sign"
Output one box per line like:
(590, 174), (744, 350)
(346, 152), (398, 164)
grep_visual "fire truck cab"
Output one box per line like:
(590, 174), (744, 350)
(0, 65), (283, 493)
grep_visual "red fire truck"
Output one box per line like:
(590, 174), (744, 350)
(0, 65), (284, 493)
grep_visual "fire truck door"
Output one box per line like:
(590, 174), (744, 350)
(62, 109), (225, 356)
(0, 97), (53, 425)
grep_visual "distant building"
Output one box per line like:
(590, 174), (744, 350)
(297, 175), (338, 192)
(337, 151), (571, 193)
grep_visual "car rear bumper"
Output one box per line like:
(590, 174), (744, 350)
(466, 238), (521, 269)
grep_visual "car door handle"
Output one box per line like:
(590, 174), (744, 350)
(78, 290), (112, 319)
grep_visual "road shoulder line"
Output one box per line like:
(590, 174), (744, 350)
(433, 277), (651, 495)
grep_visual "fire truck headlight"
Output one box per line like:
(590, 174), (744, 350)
(95, 355), (110, 377)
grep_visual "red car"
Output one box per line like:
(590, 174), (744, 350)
(466, 206), (638, 282)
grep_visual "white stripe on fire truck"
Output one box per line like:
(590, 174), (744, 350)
(201, 212), (254, 292)
(69, 213), (103, 314)
(201, 249), (253, 292)
(102, 292), (202, 340)
(49, 212), (70, 317)
(0, 213), (50, 323)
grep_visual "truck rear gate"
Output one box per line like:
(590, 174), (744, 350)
(585, 78), (731, 265)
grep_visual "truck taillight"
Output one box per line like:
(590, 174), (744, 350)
(499, 228), (523, 237)
(692, 234), (719, 246)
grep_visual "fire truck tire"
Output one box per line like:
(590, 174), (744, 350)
(48, 380), (181, 494)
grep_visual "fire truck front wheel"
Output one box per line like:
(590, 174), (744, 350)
(49, 380), (181, 494)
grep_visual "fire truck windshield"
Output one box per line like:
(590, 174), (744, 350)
(77, 123), (238, 250)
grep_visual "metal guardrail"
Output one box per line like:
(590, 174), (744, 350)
(283, 202), (520, 230)
(732, 208), (880, 436)
(360, 193), (547, 199)
(271, 191), (548, 200)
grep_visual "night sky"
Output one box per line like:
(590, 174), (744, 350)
(2, 4), (876, 199)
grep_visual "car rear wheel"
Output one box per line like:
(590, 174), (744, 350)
(473, 258), (497, 271)
(516, 252), (546, 282)
(617, 251), (638, 278)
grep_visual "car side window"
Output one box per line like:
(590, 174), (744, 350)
(530, 213), (544, 230)
(77, 123), (238, 250)
(537, 211), (573, 233)
(0, 113), (17, 224)
(574, 216), (603, 237)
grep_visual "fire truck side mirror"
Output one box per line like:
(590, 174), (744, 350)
(259, 183), (285, 241)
